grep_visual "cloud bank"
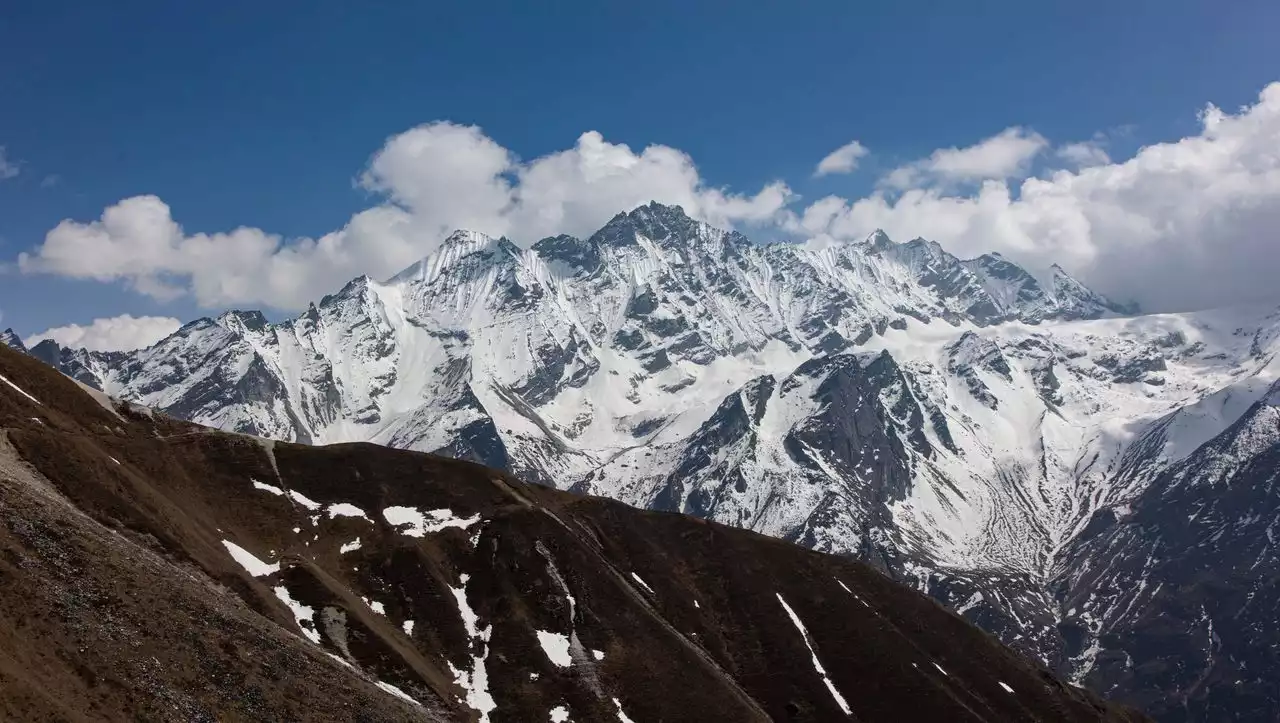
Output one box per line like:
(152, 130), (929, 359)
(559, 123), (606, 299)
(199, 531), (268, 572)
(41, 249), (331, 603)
(795, 83), (1280, 311)
(16, 82), (1280, 314)
(30, 314), (183, 352)
(19, 126), (792, 310)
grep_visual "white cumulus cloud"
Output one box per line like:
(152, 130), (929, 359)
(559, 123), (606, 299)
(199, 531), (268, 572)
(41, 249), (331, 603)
(814, 140), (869, 177)
(793, 82), (1280, 312)
(1055, 140), (1111, 168)
(882, 126), (1048, 189)
(19, 124), (792, 310)
(15, 82), (1280, 316)
(30, 314), (183, 352)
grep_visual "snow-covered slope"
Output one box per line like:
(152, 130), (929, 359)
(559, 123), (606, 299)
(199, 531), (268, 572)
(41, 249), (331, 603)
(6, 202), (1278, 718)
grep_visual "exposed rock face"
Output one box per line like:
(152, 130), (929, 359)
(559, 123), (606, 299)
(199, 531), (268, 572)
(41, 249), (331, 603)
(0, 343), (1145, 722)
(5, 203), (1279, 720)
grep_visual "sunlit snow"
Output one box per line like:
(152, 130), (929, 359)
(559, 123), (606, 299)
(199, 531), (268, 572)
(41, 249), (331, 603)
(612, 697), (637, 723)
(383, 506), (481, 537)
(221, 540), (279, 577)
(374, 680), (421, 706)
(629, 572), (655, 595)
(288, 490), (322, 510)
(252, 479), (285, 496)
(776, 593), (852, 715)
(327, 502), (370, 520)
(324, 651), (353, 669)
(273, 585), (320, 644)
(0, 373), (40, 406)
(836, 579), (872, 609)
(447, 573), (496, 721)
(536, 630), (572, 668)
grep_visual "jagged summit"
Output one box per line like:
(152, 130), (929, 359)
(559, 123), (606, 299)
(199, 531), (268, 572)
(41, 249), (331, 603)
(586, 201), (708, 249)
(386, 230), (519, 286)
(278, 204), (1123, 332)
(216, 309), (271, 333)
(0, 328), (23, 353)
(865, 228), (894, 249)
(532, 233), (602, 272)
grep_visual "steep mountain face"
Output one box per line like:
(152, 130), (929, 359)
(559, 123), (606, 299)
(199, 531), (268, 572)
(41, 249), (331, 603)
(5, 203), (1277, 719)
(0, 343), (1146, 722)
(1053, 379), (1280, 721)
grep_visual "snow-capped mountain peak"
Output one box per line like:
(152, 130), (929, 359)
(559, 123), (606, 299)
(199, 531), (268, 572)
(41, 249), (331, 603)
(1, 328), (25, 353)
(387, 229), (518, 286)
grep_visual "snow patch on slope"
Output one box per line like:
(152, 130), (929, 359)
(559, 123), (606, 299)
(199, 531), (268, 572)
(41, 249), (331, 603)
(327, 502), (370, 520)
(221, 540), (279, 577)
(273, 585), (320, 644)
(0, 373), (40, 405)
(447, 573), (496, 721)
(776, 593), (852, 715)
(374, 680), (421, 706)
(536, 630), (572, 668)
(252, 479), (284, 496)
(383, 506), (481, 537)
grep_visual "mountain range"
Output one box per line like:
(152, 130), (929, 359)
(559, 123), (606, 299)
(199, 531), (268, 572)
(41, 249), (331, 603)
(6, 202), (1278, 720)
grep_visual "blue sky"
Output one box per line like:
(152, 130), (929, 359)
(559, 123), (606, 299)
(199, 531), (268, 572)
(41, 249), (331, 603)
(3, 0), (1280, 348)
